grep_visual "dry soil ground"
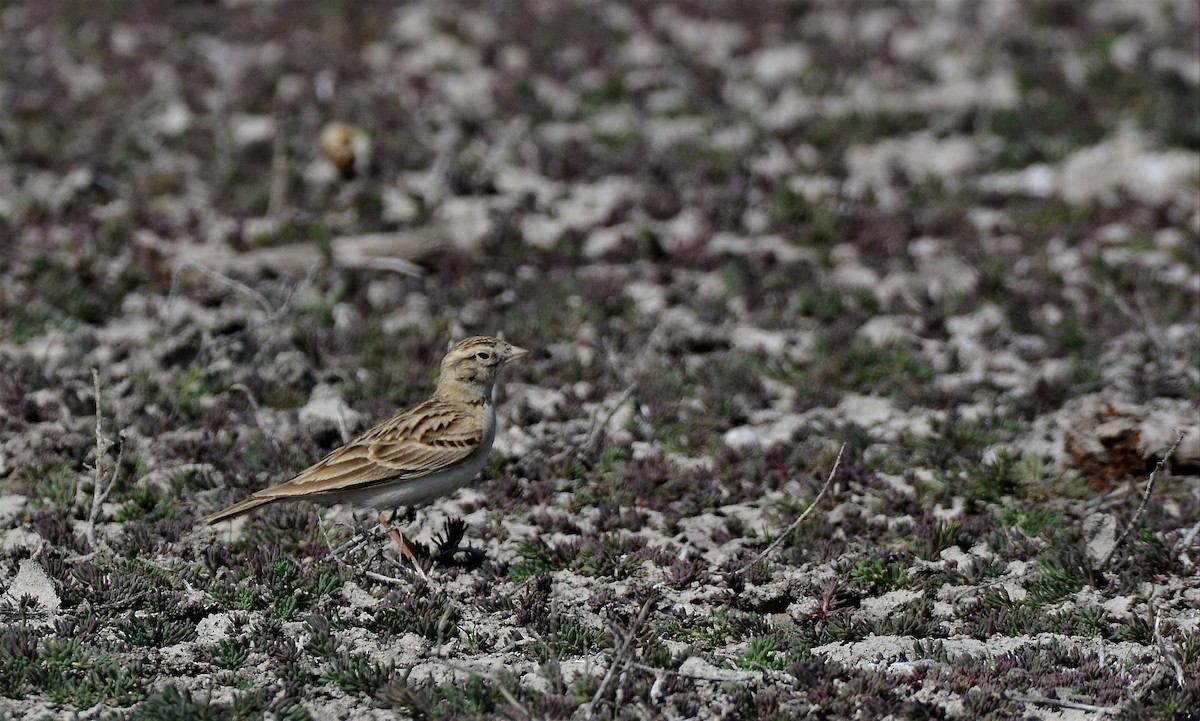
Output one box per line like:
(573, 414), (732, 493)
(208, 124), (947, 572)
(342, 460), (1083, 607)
(0, 1), (1198, 719)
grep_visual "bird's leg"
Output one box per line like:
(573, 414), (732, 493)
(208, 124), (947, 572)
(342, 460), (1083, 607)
(378, 508), (410, 552)
(378, 508), (428, 580)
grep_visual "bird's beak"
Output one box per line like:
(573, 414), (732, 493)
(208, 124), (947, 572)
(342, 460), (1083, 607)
(507, 345), (531, 362)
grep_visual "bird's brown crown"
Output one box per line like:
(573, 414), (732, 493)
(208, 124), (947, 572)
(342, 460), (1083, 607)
(436, 336), (529, 399)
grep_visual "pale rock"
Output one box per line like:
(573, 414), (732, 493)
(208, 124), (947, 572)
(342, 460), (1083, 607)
(723, 426), (760, 449)
(521, 214), (566, 249)
(436, 197), (492, 254)
(729, 326), (789, 356)
(331, 302), (360, 332)
(624, 281), (669, 315)
(299, 385), (364, 433)
(153, 99), (192, 136)
(1083, 513), (1118, 566)
(583, 225), (630, 258)
(707, 232), (813, 263)
(194, 613), (235, 646)
(678, 656), (756, 683)
(1, 527), (43, 552)
(858, 316), (919, 347)
(381, 188), (420, 223)
(749, 44), (811, 85)
(230, 113), (276, 147)
(845, 133), (979, 208)
(980, 125), (1200, 205)
(0, 495), (27, 520)
(830, 261), (879, 293)
(858, 589), (923, 619)
(341, 581), (381, 609)
(380, 293), (432, 333)
(6, 560), (60, 613)
(494, 166), (561, 206)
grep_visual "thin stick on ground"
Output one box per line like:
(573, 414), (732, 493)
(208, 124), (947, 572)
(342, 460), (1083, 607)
(318, 516), (415, 587)
(1153, 609), (1186, 688)
(1005, 691), (1118, 715)
(1096, 430), (1185, 572)
(591, 595), (656, 709)
(84, 369), (124, 552)
(1177, 517), (1200, 569)
(739, 443), (844, 573)
(169, 259), (276, 316)
(320, 511), (442, 587)
(583, 383), (636, 454)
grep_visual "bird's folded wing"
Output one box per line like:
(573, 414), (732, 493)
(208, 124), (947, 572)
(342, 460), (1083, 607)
(254, 401), (484, 499)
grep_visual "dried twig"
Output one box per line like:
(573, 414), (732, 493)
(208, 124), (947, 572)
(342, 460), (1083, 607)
(1005, 691), (1118, 714)
(318, 515), (427, 587)
(83, 369), (124, 552)
(169, 259), (276, 316)
(167, 262), (318, 374)
(739, 443), (844, 573)
(1153, 610), (1186, 688)
(1177, 517), (1200, 569)
(583, 383), (636, 455)
(1096, 430), (1185, 572)
(591, 595), (656, 709)
(229, 383), (269, 430)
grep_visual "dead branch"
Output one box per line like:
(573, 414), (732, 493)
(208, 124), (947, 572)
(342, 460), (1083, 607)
(1096, 430), (1185, 572)
(591, 595), (657, 710)
(739, 443), (845, 573)
(83, 369), (124, 553)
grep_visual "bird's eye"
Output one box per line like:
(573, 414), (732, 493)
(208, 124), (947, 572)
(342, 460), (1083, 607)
(475, 351), (493, 361)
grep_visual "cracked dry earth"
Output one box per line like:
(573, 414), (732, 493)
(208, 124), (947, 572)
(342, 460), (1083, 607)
(1, 1), (1198, 719)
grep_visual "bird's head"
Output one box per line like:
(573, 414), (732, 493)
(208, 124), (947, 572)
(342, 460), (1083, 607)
(438, 336), (530, 398)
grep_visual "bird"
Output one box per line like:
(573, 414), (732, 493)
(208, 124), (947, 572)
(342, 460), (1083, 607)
(205, 336), (530, 555)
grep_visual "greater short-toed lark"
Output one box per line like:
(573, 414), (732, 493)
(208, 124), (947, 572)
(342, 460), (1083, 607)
(205, 337), (529, 543)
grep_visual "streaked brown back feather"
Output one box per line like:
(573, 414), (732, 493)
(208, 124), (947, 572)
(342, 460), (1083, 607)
(250, 396), (486, 500)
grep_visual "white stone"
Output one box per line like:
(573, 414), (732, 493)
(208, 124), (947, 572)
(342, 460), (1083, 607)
(723, 427), (760, 449)
(230, 113), (275, 146)
(299, 385), (365, 433)
(6, 560), (60, 613)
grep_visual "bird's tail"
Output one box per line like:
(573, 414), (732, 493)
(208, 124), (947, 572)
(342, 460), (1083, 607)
(205, 495), (274, 525)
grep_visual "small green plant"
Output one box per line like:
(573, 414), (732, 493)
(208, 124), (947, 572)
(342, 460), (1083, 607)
(117, 616), (197, 648)
(115, 487), (177, 523)
(529, 618), (601, 663)
(1027, 548), (1091, 606)
(659, 610), (772, 647)
(368, 590), (459, 643)
(915, 521), (963, 561)
(850, 557), (908, 594)
(321, 652), (394, 695)
(304, 615), (337, 657)
(276, 660), (314, 686)
(174, 367), (224, 421)
(508, 538), (576, 580)
(8, 638), (145, 709)
(912, 639), (951, 663)
(731, 637), (789, 671)
(210, 637), (250, 670)
(132, 685), (313, 721)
